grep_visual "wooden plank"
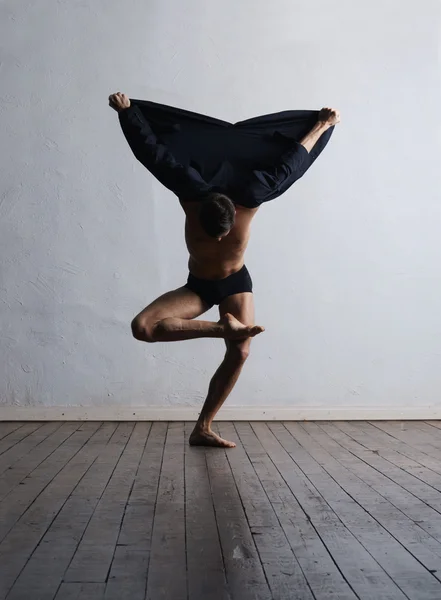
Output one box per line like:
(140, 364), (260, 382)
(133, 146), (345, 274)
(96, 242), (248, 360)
(219, 422), (314, 600)
(0, 422), (107, 599)
(336, 425), (441, 514)
(0, 422), (62, 475)
(104, 423), (167, 600)
(404, 421), (441, 441)
(371, 421), (441, 459)
(306, 422), (441, 572)
(64, 422), (147, 583)
(145, 422), (188, 600)
(6, 423), (133, 600)
(0, 423), (24, 441)
(284, 422), (441, 599)
(335, 421), (441, 501)
(0, 423), (98, 543)
(0, 422), (80, 502)
(336, 421), (441, 481)
(398, 421), (441, 450)
(342, 421), (441, 478)
(0, 423), (43, 456)
(330, 421), (441, 511)
(426, 421), (441, 432)
(205, 424), (272, 600)
(55, 582), (105, 600)
(263, 422), (408, 600)
(235, 422), (357, 600)
(183, 422), (230, 600)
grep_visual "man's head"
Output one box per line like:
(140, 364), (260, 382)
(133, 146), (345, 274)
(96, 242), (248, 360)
(199, 193), (236, 239)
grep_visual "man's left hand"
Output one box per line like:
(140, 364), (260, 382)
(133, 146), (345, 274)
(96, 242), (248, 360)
(318, 107), (340, 126)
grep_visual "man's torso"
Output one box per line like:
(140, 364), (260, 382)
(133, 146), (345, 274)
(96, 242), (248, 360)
(180, 201), (258, 280)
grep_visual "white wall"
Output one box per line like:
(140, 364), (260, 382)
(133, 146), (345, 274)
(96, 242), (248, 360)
(1, 0), (441, 419)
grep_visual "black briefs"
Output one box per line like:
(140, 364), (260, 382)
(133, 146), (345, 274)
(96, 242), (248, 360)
(185, 265), (253, 308)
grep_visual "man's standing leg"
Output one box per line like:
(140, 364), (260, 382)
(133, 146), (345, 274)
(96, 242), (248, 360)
(189, 292), (255, 448)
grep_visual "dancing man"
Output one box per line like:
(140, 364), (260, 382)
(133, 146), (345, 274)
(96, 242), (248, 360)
(109, 91), (340, 447)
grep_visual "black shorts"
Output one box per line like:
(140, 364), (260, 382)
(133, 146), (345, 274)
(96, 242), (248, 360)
(185, 265), (253, 308)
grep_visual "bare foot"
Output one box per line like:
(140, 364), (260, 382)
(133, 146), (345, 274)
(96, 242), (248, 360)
(220, 313), (265, 341)
(189, 428), (236, 448)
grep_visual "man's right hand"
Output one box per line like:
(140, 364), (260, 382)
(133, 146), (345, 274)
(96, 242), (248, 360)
(318, 107), (340, 126)
(109, 92), (131, 112)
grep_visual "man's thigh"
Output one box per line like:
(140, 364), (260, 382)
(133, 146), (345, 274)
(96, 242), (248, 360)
(134, 286), (210, 324)
(219, 292), (254, 325)
(219, 292), (255, 351)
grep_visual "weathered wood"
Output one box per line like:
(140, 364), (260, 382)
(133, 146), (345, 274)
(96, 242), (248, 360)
(266, 422), (408, 600)
(0, 422), (101, 544)
(183, 422), (230, 600)
(371, 421), (441, 459)
(145, 422), (187, 600)
(219, 422), (314, 600)
(344, 421), (441, 477)
(236, 421), (357, 600)
(64, 422), (147, 583)
(0, 422), (80, 502)
(285, 422), (441, 599)
(104, 422), (167, 600)
(55, 582), (105, 600)
(0, 423), (43, 456)
(307, 422), (441, 572)
(336, 421), (441, 480)
(405, 421), (441, 442)
(0, 422), (62, 475)
(4, 420), (441, 600)
(0, 423), (25, 442)
(6, 423), (131, 600)
(425, 421), (441, 432)
(0, 422), (106, 599)
(333, 421), (441, 525)
(206, 423), (272, 600)
(336, 423), (441, 514)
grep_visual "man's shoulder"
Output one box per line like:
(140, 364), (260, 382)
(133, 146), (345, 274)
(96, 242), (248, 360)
(235, 204), (259, 215)
(179, 198), (200, 212)
(234, 205), (259, 231)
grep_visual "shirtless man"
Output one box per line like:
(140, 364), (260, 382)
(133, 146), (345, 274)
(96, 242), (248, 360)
(109, 92), (340, 448)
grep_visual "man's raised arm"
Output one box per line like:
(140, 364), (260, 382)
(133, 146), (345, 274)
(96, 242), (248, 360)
(109, 92), (210, 200)
(298, 108), (340, 153)
(246, 107), (340, 205)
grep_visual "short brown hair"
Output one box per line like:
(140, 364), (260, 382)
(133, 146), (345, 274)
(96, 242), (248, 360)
(199, 193), (235, 237)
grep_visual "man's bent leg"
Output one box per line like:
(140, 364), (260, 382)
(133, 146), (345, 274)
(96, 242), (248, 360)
(132, 287), (263, 343)
(190, 292), (255, 448)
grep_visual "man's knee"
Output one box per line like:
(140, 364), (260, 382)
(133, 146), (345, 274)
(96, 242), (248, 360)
(131, 315), (156, 343)
(227, 341), (251, 364)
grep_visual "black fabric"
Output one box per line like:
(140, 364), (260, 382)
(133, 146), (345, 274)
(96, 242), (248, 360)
(118, 99), (334, 208)
(185, 265), (253, 307)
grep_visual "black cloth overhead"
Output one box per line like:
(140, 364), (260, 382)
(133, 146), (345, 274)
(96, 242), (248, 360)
(118, 99), (334, 209)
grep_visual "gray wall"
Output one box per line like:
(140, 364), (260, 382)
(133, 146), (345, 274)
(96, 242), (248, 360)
(1, 0), (440, 417)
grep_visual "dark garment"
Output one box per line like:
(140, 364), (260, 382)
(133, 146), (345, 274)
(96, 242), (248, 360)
(185, 265), (253, 308)
(118, 100), (334, 208)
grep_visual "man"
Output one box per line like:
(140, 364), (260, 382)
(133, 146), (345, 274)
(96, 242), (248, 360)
(109, 92), (340, 448)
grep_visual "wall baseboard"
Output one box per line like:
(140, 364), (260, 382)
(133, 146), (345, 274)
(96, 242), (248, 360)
(1, 406), (440, 421)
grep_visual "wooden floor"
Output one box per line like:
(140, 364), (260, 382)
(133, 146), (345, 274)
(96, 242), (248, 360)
(1, 423), (441, 599)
